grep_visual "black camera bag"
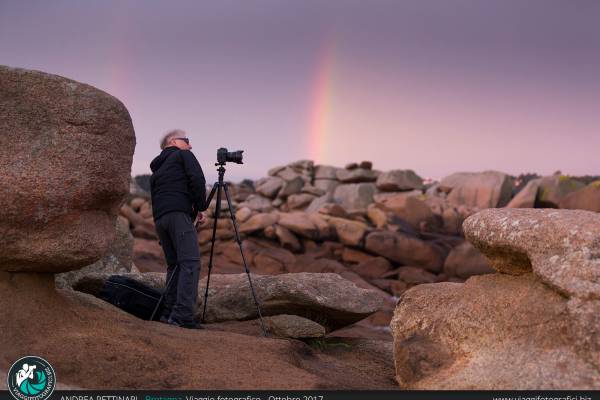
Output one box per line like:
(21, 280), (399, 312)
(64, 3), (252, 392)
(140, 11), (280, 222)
(99, 275), (164, 321)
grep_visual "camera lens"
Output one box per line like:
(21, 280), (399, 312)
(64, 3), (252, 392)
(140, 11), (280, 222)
(227, 150), (243, 164)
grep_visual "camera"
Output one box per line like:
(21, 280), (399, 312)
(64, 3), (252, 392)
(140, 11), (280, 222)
(217, 147), (243, 164)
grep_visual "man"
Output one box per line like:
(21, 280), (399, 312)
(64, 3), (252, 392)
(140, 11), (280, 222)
(150, 129), (207, 329)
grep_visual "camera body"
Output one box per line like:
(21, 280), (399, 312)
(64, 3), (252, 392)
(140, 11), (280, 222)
(217, 147), (243, 164)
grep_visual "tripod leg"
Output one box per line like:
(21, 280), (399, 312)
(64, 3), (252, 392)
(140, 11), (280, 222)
(150, 263), (179, 321)
(201, 181), (222, 323)
(223, 182), (268, 337)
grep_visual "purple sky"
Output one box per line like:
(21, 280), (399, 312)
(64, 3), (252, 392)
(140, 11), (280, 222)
(1, 0), (599, 183)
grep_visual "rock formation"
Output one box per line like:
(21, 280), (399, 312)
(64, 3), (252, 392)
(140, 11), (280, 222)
(0, 66), (136, 272)
(391, 209), (600, 389)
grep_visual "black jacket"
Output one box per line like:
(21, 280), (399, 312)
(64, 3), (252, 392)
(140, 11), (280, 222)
(150, 146), (207, 221)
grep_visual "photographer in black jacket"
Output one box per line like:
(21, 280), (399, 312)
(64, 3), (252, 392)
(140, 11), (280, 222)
(150, 129), (207, 329)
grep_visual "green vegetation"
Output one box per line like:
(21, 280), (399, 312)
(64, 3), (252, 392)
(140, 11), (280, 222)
(305, 337), (353, 350)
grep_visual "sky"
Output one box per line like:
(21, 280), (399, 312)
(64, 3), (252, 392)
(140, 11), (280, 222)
(1, 0), (599, 183)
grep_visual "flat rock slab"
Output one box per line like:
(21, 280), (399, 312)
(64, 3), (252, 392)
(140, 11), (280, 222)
(72, 272), (383, 332)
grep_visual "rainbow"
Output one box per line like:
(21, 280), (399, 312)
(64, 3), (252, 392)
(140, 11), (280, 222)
(308, 35), (336, 164)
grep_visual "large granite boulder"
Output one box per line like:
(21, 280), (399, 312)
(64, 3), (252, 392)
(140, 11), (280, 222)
(391, 208), (600, 389)
(73, 272), (383, 332)
(441, 171), (514, 208)
(0, 66), (135, 272)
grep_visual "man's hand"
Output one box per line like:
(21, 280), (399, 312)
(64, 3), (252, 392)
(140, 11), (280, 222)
(194, 212), (206, 230)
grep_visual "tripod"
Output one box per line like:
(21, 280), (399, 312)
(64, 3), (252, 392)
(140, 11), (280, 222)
(151, 161), (267, 336)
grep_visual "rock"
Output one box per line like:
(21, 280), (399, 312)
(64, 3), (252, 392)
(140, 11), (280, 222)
(345, 162), (359, 170)
(537, 175), (586, 208)
(439, 208), (600, 388)
(277, 212), (319, 240)
(74, 273), (383, 332)
(366, 204), (388, 229)
(195, 273), (383, 331)
(267, 165), (286, 176)
(373, 190), (422, 204)
(221, 240), (259, 266)
(238, 194), (274, 212)
(559, 181), (600, 212)
(255, 176), (284, 199)
(5, 272), (392, 390)
(365, 231), (444, 272)
(376, 170), (423, 191)
(371, 279), (408, 297)
(264, 225), (277, 239)
(443, 241), (494, 279)
(391, 273), (600, 389)
(336, 168), (378, 183)
(341, 248), (373, 264)
(349, 257), (392, 280)
(139, 201), (153, 219)
(287, 193), (317, 210)
(278, 176), (305, 199)
(506, 178), (541, 208)
(288, 159), (314, 171)
(252, 247), (296, 274)
(397, 266), (437, 285)
(442, 171), (514, 208)
(55, 216), (134, 289)
(265, 314), (326, 338)
(359, 161), (373, 170)
(275, 166), (304, 182)
(317, 203), (349, 218)
(132, 238), (166, 272)
(326, 216), (369, 247)
(301, 184), (326, 197)
(129, 197), (147, 212)
(272, 198), (284, 208)
(463, 208), (600, 299)
(333, 183), (377, 211)
(238, 213), (279, 234)
(274, 225), (302, 252)
(313, 179), (340, 193)
(305, 193), (334, 213)
(235, 207), (253, 223)
(0, 66), (135, 272)
(376, 195), (435, 230)
(314, 165), (340, 180)
(306, 213), (333, 240)
(288, 255), (347, 274)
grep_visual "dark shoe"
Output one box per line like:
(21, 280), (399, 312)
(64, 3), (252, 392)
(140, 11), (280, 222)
(167, 318), (204, 330)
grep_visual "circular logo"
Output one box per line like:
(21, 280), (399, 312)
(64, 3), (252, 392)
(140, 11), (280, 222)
(7, 356), (56, 400)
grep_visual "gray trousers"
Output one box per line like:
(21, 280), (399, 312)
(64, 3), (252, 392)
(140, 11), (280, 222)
(155, 211), (201, 323)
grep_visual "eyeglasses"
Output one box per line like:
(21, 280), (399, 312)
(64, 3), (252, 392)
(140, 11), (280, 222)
(173, 137), (189, 144)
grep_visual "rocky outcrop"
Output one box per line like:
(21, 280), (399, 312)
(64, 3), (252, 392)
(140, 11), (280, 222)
(391, 209), (600, 389)
(74, 272), (384, 333)
(0, 66), (135, 272)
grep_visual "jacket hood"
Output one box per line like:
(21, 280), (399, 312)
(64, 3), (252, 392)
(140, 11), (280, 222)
(150, 146), (179, 173)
